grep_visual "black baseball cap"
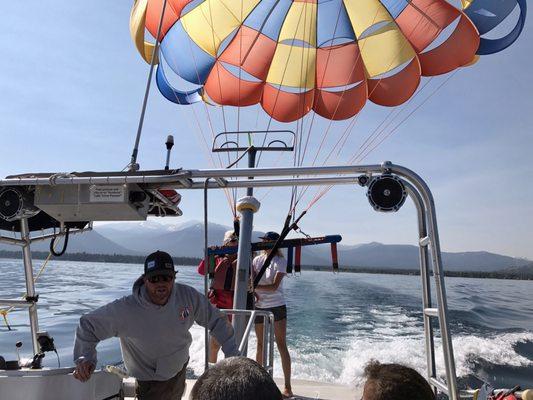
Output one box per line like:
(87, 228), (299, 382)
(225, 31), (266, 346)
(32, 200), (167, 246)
(259, 231), (280, 241)
(144, 251), (176, 278)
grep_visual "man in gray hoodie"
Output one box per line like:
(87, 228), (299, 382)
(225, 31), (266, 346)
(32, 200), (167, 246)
(73, 250), (239, 400)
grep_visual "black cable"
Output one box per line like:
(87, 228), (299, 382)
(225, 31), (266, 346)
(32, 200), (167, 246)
(253, 211), (308, 288)
(50, 227), (70, 256)
(54, 349), (60, 368)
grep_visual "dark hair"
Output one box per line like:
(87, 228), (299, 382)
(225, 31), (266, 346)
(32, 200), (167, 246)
(363, 361), (435, 400)
(190, 357), (282, 400)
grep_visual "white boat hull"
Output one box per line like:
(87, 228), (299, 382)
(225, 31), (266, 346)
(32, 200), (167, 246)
(0, 368), (122, 400)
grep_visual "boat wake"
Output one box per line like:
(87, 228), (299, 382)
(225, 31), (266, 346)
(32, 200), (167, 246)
(186, 326), (533, 389)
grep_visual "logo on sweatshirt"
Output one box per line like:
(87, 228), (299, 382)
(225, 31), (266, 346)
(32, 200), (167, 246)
(179, 307), (190, 320)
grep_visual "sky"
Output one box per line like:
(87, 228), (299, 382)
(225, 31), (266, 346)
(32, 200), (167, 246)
(0, 1), (532, 259)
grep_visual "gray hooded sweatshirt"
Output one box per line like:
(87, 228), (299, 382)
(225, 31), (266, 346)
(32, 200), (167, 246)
(73, 277), (239, 381)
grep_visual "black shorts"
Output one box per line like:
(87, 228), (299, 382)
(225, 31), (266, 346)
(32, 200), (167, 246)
(254, 305), (287, 324)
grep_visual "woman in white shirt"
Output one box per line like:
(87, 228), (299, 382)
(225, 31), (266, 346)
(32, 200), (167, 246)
(253, 231), (292, 399)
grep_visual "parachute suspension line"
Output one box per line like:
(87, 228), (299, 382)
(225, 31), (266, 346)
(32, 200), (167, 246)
(300, 9), (445, 210)
(306, 7), (384, 170)
(225, 146), (254, 169)
(308, 0), (440, 171)
(291, 4), (313, 215)
(256, 4), (309, 167)
(178, 8), (237, 212)
(333, 6), (447, 161)
(206, 0), (230, 167)
(129, 0), (169, 170)
(165, 63), (235, 215)
(306, 72), (459, 211)
(353, 72), (458, 163)
(301, 1), (347, 168)
(290, 5), (381, 209)
(335, 113), (364, 156)
(233, 0), (246, 213)
(341, 5), (458, 167)
(348, 78), (435, 163)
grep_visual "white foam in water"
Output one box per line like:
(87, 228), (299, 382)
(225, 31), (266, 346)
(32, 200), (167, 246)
(445, 332), (533, 377)
(340, 332), (533, 387)
(187, 324), (533, 388)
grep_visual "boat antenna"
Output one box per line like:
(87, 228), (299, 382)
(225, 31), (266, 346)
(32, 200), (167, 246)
(165, 135), (174, 170)
(128, 0), (169, 171)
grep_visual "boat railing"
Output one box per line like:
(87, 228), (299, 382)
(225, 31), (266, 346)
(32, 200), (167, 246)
(219, 309), (275, 375)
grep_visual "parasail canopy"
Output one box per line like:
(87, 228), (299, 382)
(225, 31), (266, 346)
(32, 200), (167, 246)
(130, 0), (526, 123)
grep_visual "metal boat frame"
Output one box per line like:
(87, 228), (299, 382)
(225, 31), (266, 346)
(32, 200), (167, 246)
(0, 161), (459, 399)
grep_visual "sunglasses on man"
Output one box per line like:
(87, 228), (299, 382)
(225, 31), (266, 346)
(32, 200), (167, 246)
(147, 274), (174, 284)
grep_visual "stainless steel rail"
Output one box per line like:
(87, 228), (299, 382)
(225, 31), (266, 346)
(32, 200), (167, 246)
(0, 162), (459, 398)
(220, 309), (275, 375)
(20, 218), (40, 355)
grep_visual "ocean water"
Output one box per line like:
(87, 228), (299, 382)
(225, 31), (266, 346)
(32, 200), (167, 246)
(0, 258), (531, 391)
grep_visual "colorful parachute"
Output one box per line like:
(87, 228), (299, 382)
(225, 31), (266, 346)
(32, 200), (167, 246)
(130, 0), (526, 122)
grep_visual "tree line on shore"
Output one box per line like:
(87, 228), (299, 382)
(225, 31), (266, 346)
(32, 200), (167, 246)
(0, 250), (531, 280)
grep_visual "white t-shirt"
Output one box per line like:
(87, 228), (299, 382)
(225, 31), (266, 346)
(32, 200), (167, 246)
(252, 253), (287, 309)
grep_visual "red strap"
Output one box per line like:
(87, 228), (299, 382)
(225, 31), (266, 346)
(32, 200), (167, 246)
(331, 243), (339, 272)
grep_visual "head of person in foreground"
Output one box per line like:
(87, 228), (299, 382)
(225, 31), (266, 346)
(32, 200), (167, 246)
(190, 357), (282, 400)
(362, 361), (435, 400)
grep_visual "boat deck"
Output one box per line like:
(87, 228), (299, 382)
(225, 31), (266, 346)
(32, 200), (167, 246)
(124, 377), (359, 400)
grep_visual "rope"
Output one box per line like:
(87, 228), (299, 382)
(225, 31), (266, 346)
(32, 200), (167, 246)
(129, 0), (169, 170)
(0, 233), (63, 330)
(160, 40), (236, 216)
(256, 4), (309, 166)
(305, 72), (458, 210)
(293, 4), (451, 212)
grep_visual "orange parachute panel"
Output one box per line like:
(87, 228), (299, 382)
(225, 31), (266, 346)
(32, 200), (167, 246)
(316, 43), (365, 89)
(262, 85), (314, 123)
(204, 62), (263, 106)
(368, 58), (421, 106)
(314, 83), (368, 120)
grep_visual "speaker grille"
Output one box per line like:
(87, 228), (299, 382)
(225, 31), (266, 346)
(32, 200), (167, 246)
(367, 175), (407, 212)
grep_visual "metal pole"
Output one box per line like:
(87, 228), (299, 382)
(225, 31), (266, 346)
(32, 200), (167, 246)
(231, 145), (258, 353)
(390, 164), (459, 400)
(20, 218), (40, 355)
(405, 183), (437, 396)
(425, 196), (458, 400)
(203, 179), (212, 371)
(232, 197), (259, 353)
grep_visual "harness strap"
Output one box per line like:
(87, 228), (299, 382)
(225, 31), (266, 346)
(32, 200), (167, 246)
(295, 246), (301, 273)
(331, 243), (339, 272)
(208, 255), (216, 279)
(286, 246), (294, 274)
(223, 262), (234, 292)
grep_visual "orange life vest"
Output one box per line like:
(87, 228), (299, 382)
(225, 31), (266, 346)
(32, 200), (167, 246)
(210, 257), (235, 292)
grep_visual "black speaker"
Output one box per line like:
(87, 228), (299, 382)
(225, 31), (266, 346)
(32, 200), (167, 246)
(367, 175), (407, 212)
(0, 187), (39, 222)
(0, 188), (24, 221)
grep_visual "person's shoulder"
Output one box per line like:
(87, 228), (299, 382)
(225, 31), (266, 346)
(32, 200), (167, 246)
(174, 283), (201, 297)
(274, 255), (287, 267)
(111, 294), (138, 309)
(253, 253), (266, 263)
(85, 295), (133, 316)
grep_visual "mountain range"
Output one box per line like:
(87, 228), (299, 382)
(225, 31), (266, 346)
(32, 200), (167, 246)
(1, 220), (528, 272)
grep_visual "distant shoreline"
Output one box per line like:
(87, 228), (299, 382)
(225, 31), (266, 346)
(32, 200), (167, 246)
(0, 250), (531, 280)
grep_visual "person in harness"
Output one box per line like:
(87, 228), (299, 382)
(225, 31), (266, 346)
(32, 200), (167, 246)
(198, 230), (238, 363)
